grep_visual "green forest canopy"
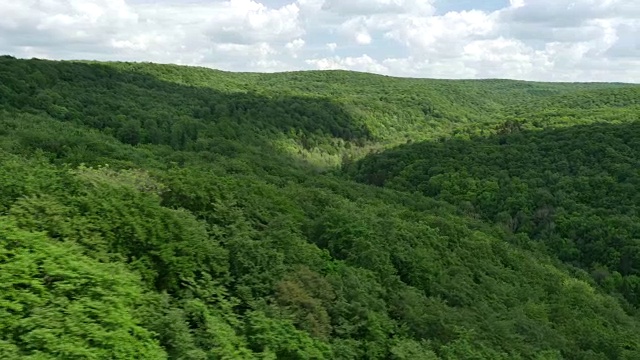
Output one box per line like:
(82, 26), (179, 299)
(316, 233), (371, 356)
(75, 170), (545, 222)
(0, 55), (639, 359)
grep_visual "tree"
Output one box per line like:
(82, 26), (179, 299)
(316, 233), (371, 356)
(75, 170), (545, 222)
(0, 218), (167, 359)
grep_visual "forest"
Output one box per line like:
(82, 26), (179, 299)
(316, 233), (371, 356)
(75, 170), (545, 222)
(0, 55), (639, 359)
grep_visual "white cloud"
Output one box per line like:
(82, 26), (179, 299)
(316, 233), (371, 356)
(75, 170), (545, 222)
(382, 57), (477, 79)
(383, 10), (496, 57)
(605, 20), (640, 58)
(0, 0), (639, 82)
(0, 0), (307, 71)
(320, 0), (434, 16)
(0, 0), (138, 46)
(500, 0), (640, 27)
(306, 54), (388, 73)
(462, 37), (553, 79)
(355, 31), (372, 45)
(202, 1), (303, 44)
(285, 38), (305, 58)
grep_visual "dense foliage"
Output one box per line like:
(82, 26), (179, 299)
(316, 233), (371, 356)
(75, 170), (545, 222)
(347, 113), (640, 308)
(1, 56), (639, 359)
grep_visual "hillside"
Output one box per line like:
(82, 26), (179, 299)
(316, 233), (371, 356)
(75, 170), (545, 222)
(0, 56), (639, 359)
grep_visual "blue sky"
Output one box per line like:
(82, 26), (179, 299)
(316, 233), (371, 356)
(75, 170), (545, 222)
(0, 0), (639, 82)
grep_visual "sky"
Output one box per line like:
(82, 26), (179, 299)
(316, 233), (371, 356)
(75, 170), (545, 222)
(1, 0), (639, 82)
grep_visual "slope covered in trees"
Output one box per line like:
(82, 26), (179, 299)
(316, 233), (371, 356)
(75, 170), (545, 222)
(0, 56), (639, 359)
(346, 115), (640, 308)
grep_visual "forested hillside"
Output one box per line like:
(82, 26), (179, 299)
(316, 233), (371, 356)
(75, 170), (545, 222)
(1, 56), (639, 359)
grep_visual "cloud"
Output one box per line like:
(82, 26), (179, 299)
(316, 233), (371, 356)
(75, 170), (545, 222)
(0, 0), (138, 52)
(202, 1), (303, 44)
(366, 0), (640, 81)
(605, 20), (640, 58)
(462, 37), (553, 79)
(383, 10), (496, 57)
(320, 0), (434, 16)
(0, 0), (305, 70)
(285, 38), (305, 58)
(500, 0), (640, 27)
(0, 0), (639, 82)
(354, 32), (372, 45)
(382, 57), (477, 79)
(306, 54), (388, 73)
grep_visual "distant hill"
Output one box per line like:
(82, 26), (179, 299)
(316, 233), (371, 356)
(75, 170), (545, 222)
(0, 56), (639, 359)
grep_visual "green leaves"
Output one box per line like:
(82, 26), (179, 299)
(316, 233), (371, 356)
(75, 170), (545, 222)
(1, 56), (640, 359)
(352, 121), (640, 306)
(0, 218), (166, 359)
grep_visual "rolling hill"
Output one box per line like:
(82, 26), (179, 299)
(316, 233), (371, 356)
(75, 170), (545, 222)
(0, 56), (639, 359)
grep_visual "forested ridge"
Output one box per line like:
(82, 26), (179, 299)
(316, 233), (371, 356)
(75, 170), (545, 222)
(1, 55), (639, 359)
